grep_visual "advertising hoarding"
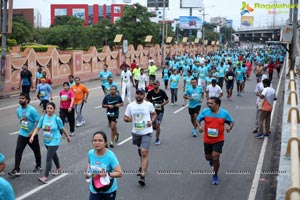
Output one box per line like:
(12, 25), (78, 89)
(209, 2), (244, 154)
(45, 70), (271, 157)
(179, 16), (202, 29)
(180, 0), (203, 8)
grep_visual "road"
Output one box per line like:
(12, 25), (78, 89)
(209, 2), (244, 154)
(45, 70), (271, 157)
(0, 71), (283, 200)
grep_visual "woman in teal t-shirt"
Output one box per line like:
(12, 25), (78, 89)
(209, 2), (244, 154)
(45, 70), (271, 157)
(30, 102), (71, 184)
(85, 131), (122, 200)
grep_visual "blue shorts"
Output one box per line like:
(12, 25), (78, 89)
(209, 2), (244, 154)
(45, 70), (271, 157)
(226, 81), (234, 90)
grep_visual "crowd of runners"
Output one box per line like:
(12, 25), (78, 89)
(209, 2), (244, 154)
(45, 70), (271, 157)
(0, 45), (285, 199)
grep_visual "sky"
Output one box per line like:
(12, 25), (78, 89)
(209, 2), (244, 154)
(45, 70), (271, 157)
(13, 0), (293, 29)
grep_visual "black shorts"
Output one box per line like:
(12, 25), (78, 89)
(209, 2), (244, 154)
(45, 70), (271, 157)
(188, 105), (201, 115)
(226, 81), (234, 90)
(107, 116), (118, 122)
(204, 141), (224, 154)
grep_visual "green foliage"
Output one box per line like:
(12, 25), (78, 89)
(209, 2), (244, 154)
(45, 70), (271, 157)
(20, 45), (59, 52)
(8, 16), (34, 44)
(7, 39), (17, 47)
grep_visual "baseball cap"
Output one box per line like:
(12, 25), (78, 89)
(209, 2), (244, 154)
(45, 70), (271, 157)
(153, 80), (160, 85)
(0, 153), (5, 164)
(262, 74), (268, 81)
(136, 88), (145, 94)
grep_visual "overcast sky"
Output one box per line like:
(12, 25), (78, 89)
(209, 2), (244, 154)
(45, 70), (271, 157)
(13, 0), (292, 29)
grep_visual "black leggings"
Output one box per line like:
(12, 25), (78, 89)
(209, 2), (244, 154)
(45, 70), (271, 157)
(14, 135), (41, 171)
(60, 108), (75, 132)
(44, 145), (60, 177)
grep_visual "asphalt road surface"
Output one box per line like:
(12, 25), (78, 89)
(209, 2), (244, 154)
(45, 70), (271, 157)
(0, 72), (283, 200)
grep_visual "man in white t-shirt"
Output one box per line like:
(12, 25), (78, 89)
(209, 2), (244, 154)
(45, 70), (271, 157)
(252, 75), (264, 133)
(124, 89), (157, 186)
(255, 78), (276, 139)
(206, 79), (223, 100)
(121, 66), (135, 103)
(136, 68), (148, 91)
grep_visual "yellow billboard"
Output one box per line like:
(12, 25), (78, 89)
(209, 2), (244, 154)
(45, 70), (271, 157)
(240, 16), (254, 28)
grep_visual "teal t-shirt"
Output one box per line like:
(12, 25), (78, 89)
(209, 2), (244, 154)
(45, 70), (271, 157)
(37, 114), (64, 146)
(16, 105), (40, 137)
(88, 149), (119, 194)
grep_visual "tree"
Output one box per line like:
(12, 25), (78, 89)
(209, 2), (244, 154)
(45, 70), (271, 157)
(8, 16), (34, 44)
(114, 3), (160, 48)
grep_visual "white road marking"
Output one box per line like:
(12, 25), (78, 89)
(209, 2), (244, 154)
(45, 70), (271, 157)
(9, 131), (19, 135)
(16, 173), (69, 200)
(94, 105), (102, 109)
(173, 105), (188, 114)
(117, 136), (132, 146)
(247, 61), (284, 200)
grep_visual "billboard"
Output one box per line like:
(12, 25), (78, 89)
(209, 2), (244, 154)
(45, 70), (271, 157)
(181, 0), (203, 8)
(72, 8), (85, 20)
(226, 19), (233, 28)
(55, 8), (67, 16)
(240, 16), (254, 28)
(179, 16), (202, 29)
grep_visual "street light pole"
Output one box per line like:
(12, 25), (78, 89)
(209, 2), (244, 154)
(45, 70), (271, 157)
(161, 0), (165, 68)
(0, 0), (8, 97)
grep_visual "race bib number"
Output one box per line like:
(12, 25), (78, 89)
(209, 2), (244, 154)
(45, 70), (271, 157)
(154, 103), (162, 110)
(134, 122), (146, 130)
(228, 76), (233, 80)
(172, 79), (177, 83)
(191, 93), (199, 100)
(20, 119), (29, 130)
(107, 112), (115, 117)
(61, 95), (68, 101)
(207, 128), (219, 137)
(39, 91), (46, 97)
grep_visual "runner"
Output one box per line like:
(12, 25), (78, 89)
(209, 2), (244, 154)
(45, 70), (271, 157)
(71, 77), (89, 127)
(85, 131), (122, 200)
(19, 65), (33, 96)
(104, 77), (120, 95)
(197, 97), (234, 185)
(34, 77), (53, 113)
(235, 64), (245, 96)
(59, 82), (75, 137)
(102, 85), (123, 148)
(182, 70), (194, 106)
(35, 67), (43, 88)
(8, 92), (42, 177)
(224, 67), (236, 101)
(120, 65), (134, 104)
(169, 69), (181, 105)
(132, 64), (141, 90)
(183, 78), (204, 137)
(206, 79), (223, 100)
(98, 64), (113, 95)
(146, 80), (169, 145)
(148, 61), (157, 81)
(68, 75), (75, 88)
(137, 68), (148, 91)
(124, 89), (157, 186)
(162, 65), (171, 90)
(30, 102), (71, 184)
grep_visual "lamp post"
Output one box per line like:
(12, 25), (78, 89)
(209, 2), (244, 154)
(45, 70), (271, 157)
(199, 5), (214, 54)
(161, 0), (166, 68)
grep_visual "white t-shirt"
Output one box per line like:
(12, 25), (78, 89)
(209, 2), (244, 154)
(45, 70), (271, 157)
(206, 84), (223, 98)
(262, 86), (276, 106)
(124, 101), (155, 135)
(255, 82), (264, 105)
(121, 70), (132, 86)
(137, 74), (148, 89)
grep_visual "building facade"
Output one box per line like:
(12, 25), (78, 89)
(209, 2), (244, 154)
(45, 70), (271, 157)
(13, 8), (42, 28)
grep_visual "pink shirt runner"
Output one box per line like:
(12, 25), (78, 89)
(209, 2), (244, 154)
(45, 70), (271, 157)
(59, 89), (74, 109)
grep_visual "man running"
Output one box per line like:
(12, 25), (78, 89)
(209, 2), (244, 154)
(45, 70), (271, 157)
(124, 89), (157, 186)
(184, 78), (204, 137)
(8, 92), (42, 176)
(206, 79), (223, 100)
(224, 67), (236, 101)
(98, 64), (113, 95)
(197, 97), (234, 185)
(102, 85), (123, 148)
(146, 80), (169, 145)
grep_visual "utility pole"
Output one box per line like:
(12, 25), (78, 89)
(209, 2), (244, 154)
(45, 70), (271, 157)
(0, 0), (8, 98)
(161, 0), (165, 68)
